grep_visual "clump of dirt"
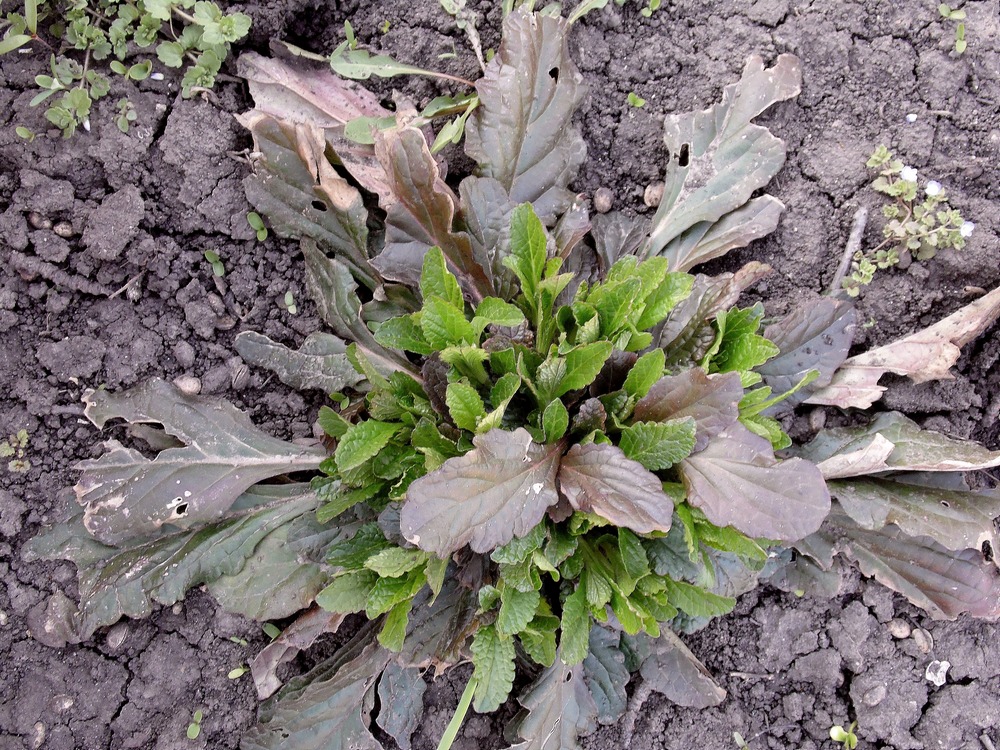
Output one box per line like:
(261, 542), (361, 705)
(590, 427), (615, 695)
(2, 0), (999, 748)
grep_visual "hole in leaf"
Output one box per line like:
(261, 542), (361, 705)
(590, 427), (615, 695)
(940, 500), (950, 508)
(174, 502), (189, 516)
(548, 66), (559, 81)
(564, 671), (573, 682)
(983, 540), (994, 562)
(678, 143), (690, 167)
(311, 199), (328, 212)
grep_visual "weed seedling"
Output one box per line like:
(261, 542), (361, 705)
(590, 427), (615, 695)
(283, 291), (297, 315)
(115, 99), (137, 133)
(627, 91), (646, 107)
(830, 721), (859, 749)
(227, 665), (248, 679)
(204, 250), (225, 277)
(186, 709), (203, 740)
(228, 636), (249, 646)
(938, 4), (967, 53)
(247, 212), (268, 241)
(15, 126), (35, 141)
(1, 429), (30, 473)
(262, 623), (281, 640)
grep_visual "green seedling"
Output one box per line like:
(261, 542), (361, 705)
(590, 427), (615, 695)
(115, 99), (137, 133)
(283, 291), (297, 315)
(247, 212), (268, 241)
(842, 146), (973, 296)
(938, 4), (967, 53)
(204, 250), (225, 277)
(627, 91), (646, 107)
(262, 623), (281, 640)
(1, 429), (30, 473)
(228, 636), (249, 646)
(0, 0), (39, 54)
(380, 19), (390, 33)
(15, 126), (35, 141)
(227, 665), (248, 679)
(186, 709), (203, 740)
(733, 732), (750, 749)
(830, 721), (859, 749)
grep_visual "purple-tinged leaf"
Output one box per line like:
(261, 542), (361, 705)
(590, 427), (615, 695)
(251, 608), (346, 699)
(374, 127), (494, 299)
(633, 369), (742, 451)
(590, 212), (648, 271)
(401, 428), (562, 555)
(375, 662), (426, 750)
(646, 54), (801, 269)
(679, 422), (830, 541)
(505, 658), (598, 750)
(466, 9), (587, 222)
(74, 380), (325, 543)
(458, 176), (518, 300)
(554, 197), (591, 259)
(242, 623), (390, 750)
(807, 285), (1000, 409)
(235, 331), (365, 393)
(757, 297), (857, 412)
(829, 513), (1000, 620)
(638, 629), (726, 708)
(398, 577), (480, 673)
(558, 443), (674, 534)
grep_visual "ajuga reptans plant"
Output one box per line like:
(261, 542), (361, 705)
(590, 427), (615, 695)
(27, 5), (1000, 749)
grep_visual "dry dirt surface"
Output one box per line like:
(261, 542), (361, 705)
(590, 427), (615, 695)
(2, 0), (1000, 748)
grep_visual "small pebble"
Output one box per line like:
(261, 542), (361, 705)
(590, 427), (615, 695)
(32, 723), (45, 749)
(0, 610), (7, 626)
(925, 659), (950, 686)
(172, 603), (183, 615)
(912, 627), (933, 654)
(887, 619), (911, 639)
(51, 694), (74, 712)
(643, 182), (665, 208)
(593, 187), (614, 214)
(862, 684), (887, 706)
(27, 212), (51, 230)
(173, 341), (196, 368)
(173, 375), (201, 396)
(905, 113), (918, 123)
(106, 622), (129, 650)
(808, 408), (827, 432)
(52, 221), (75, 238)
(230, 361), (251, 391)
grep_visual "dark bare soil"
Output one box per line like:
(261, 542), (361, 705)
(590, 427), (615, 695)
(2, 0), (1000, 748)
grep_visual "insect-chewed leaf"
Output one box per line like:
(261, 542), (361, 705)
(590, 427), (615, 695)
(401, 428), (562, 555)
(241, 623), (390, 750)
(638, 629), (726, 708)
(73, 380), (325, 544)
(234, 331), (365, 393)
(504, 658), (598, 750)
(633, 368), (743, 451)
(757, 297), (857, 412)
(646, 54), (801, 270)
(375, 661), (426, 750)
(373, 127), (493, 298)
(472, 624), (516, 713)
(466, 9), (587, 221)
(558, 443), (675, 535)
(679, 423), (830, 542)
(25, 487), (322, 645)
(582, 626), (629, 725)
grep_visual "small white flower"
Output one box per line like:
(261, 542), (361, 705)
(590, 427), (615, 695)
(905, 113), (918, 123)
(925, 181), (942, 196)
(960, 221), (975, 238)
(900, 166), (918, 182)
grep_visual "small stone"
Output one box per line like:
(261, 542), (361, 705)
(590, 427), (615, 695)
(106, 622), (129, 650)
(173, 340), (196, 368)
(887, 619), (911, 639)
(0, 610), (7, 626)
(201, 364), (232, 394)
(912, 627), (933, 654)
(172, 603), (183, 615)
(51, 694), (74, 712)
(643, 182), (665, 208)
(32, 722), (45, 749)
(52, 221), (75, 238)
(862, 684), (887, 706)
(905, 113), (918, 123)
(27, 212), (51, 230)
(173, 375), (201, 396)
(230, 360), (251, 391)
(593, 187), (614, 214)
(808, 408), (827, 432)
(925, 659), (950, 686)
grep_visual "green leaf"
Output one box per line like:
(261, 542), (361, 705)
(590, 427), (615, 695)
(335, 421), (400, 473)
(663, 579), (736, 618)
(374, 316), (434, 355)
(497, 586), (541, 636)
(401, 428), (562, 555)
(472, 297), (526, 335)
(420, 297), (476, 350)
(519, 613), (559, 668)
(623, 349), (666, 399)
(330, 44), (455, 81)
(317, 406), (351, 439)
(542, 399), (569, 443)
(506, 202), (548, 302)
(559, 585), (591, 666)
(558, 342), (613, 396)
(364, 547), (428, 578)
(378, 599), (412, 651)
(446, 382), (486, 432)
(480, 372), (521, 431)
(471, 625), (516, 712)
(619, 418), (697, 471)
(420, 246), (464, 309)
(365, 570), (426, 618)
(617, 529), (650, 581)
(316, 570), (379, 614)
(326, 524), (392, 568)
(234, 331), (365, 394)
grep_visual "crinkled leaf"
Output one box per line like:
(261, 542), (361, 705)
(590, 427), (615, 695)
(250, 609), (346, 700)
(420, 246), (464, 308)
(375, 662), (426, 750)
(422, 297), (477, 350)
(807, 285), (1000, 409)
(622, 349), (666, 400)
(558, 343), (613, 396)
(458, 177), (518, 300)
(830, 513), (1000, 620)
(679, 422), (830, 541)
(619, 418), (697, 471)
(316, 570), (379, 614)
(505, 658), (598, 750)
(542, 399), (569, 443)
(638, 629), (726, 708)
(559, 585), (591, 666)
(466, 9), (586, 221)
(472, 624), (516, 712)
(558, 443), (674, 534)
(473, 297), (526, 334)
(25, 487), (320, 643)
(335, 420), (400, 472)
(234, 331), (365, 393)
(399, 578), (480, 672)
(708, 304), (779, 375)
(74, 380), (325, 543)
(498, 586), (541, 636)
(590, 212), (648, 271)
(582, 626), (629, 725)
(446, 382), (486, 432)
(646, 54), (801, 269)
(373, 127), (493, 298)
(757, 297), (857, 412)
(401, 428), (561, 555)
(633, 369), (742, 451)
(241, 624), (389, 750)
(663, 579), (735, 618)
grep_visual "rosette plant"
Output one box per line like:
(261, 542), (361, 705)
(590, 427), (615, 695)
(27, 6), (1000, 750)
